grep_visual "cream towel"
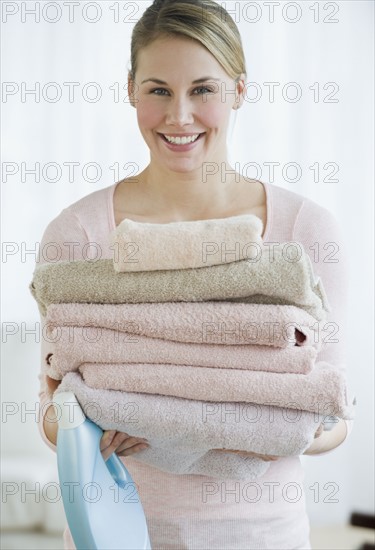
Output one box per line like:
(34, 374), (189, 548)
(110, 214), (263, 272)
(55, 372), (322, 479)
(45, 325), (317, 378)
(30, 244), (330, 320)
(45, 302), (321, 349)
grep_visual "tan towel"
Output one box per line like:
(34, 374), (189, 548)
(110, 214), (263, 272)
(45, 302), (321, 349)
(30, 243), (330, 320)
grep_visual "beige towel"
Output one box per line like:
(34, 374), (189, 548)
(30, 243), (330, 320)
(110, 214), (263, 272)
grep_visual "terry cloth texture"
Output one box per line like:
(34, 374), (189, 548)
(44, 302), (320, 349)
(43, 321), (354, 419)
(55, 372), (321, 479)
(110, 213), (263, 272)
(44, 324), (318, 379)
(75, 359), (354, 420)
(30, 242), (330, 320)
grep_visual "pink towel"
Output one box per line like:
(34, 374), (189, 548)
(45, 302), (320, 349)
(110, 214), (263, 272)
(79, 360), (354, 419)
(45, 325), (317, 378)
(55, 372), (322, 479)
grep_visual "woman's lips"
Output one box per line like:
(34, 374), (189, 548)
(158, 132), (206, 151)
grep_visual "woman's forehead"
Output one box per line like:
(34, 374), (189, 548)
(136, 37), (229, 80)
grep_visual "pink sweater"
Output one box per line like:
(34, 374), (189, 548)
(35, 181), (351, 550)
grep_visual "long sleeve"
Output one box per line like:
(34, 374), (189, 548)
(35, 208), (90, 453)
(293, 200), (354, 449)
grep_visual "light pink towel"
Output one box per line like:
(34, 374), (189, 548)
(45, 302), (320, 349)
(79, 360), (355, 419)
(110, 214), (263, 272)
(45, 325), (317, 378)
(55, 372), (322, 479)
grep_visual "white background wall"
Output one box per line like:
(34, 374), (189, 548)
(1, 0), (374, 530)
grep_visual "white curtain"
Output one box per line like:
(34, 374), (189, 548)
(2, 0), (374, 528)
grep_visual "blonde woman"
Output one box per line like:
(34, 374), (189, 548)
(37, 1), (351, 548)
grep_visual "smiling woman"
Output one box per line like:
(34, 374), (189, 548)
(127, 36), (245, 176)
(34, 1), (352, 549)
(112, 0), (256, 225)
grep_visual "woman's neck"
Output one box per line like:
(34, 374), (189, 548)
(135, 163), (242, 221)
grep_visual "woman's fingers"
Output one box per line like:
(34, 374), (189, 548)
(100, 430), (116, 449)
(213, 448), (280, 461)
(250, 453), (279, 462)
(46, 375), (61, 393)
(100, 430), (149, 461)
(232, 450), (279, 461)
(116, 441), (149, 458)
(116, 435), (148, 454)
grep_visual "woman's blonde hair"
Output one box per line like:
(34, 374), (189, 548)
(129, 0), (247, 81)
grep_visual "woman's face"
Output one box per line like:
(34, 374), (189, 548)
(129, 36), (244, 174)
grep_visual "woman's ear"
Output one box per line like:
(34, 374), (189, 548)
(127, 72), (137, 108)
(233, 73), (246, 110)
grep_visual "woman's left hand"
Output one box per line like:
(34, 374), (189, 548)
(100, 430), (149, 461)
(213, 448), (280, 461)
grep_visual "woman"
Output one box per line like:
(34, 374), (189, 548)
(36, 0), (352, 548)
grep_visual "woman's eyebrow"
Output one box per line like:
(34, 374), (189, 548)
(140, 77), (221, 85)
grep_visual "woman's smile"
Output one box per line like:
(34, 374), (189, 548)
(158, 132), (206, 151)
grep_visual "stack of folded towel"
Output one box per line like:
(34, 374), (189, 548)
(30, 215), (354, 479)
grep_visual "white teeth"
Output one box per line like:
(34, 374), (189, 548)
(163, 134), (200, 145)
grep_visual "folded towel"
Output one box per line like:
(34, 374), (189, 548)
(110, 214), (264, 272)
(55, 372), (321, 479)
(45, 325), (317, 378)
(30, 243), (330, 320)
(45, 302), (320, 349)
(78, 360), (354, 419)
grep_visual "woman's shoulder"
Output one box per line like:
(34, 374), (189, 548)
(38, 184), (117, 263)
(265, 181), (341, 237)
(43, 184), (116, 236)
(61, 183), (116, 223)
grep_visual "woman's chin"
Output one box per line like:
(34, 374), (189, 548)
(155, 156), (205, 174)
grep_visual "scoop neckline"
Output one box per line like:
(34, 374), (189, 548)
(108, 179), (271, 241)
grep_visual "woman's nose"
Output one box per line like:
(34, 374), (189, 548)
(165, 97), (194, 126)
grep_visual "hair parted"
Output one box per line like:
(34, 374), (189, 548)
(129, 0), (247, 82)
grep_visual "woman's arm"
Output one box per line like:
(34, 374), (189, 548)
(293, 200), (353, 456)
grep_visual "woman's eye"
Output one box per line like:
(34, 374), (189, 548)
(148, 86), (215, 97)
(193, 86), (215, 95)
(150, 88), (169, 96)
